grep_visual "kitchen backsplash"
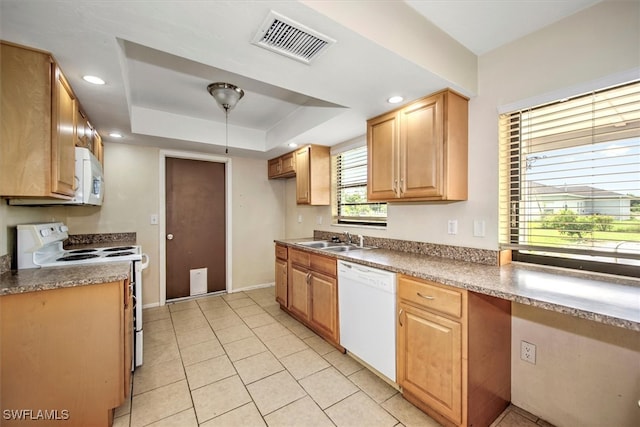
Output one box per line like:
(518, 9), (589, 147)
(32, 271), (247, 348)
(313, 230), (501, 266)
(0, 254), (10, 274)
(65, 232), (137, 246)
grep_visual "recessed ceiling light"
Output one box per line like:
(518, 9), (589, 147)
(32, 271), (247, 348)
(109, 132), (123, 138)
(387, 96), (403, 104)
(83, 75), (105, 85)
(288, 142), (298, 148)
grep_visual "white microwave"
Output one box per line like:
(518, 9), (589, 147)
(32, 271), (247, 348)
(9, 147), (104, 206)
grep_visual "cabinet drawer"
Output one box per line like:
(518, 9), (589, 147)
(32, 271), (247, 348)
(310, 253), (336, 277)
(398, 275), (463, 318)
(289, 248), (310, 267)
(275, 244), (288, 260)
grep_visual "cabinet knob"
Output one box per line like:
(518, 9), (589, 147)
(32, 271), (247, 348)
(167, 233), (174, 240)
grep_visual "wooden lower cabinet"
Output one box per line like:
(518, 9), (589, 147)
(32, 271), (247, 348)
(275, 244), (288, 306)
(397, 275), (511, 427)
(0, 280), (132, 427)
(289, 263), (310, 319)
(278, 247), (340, 349)
(308, 270), (338, 342)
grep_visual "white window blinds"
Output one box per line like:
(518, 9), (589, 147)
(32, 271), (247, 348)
(335, 145), (387, 225)
(499, 81), (640, 268)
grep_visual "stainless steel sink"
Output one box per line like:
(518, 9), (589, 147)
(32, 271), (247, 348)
(296, 240), (373, 252)
(322, 244), (372, 252)
(296, 240), (334, 248)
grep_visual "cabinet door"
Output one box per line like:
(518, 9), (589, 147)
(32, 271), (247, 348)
(288, 264), (309, 319)
(281, 151), (295, 175)
(123, 280), (133, 399)
(94, 132), (104, 165)
(275, 258), (288, 306)
(308, 271), (338, 342)
(367, 110), (398, 201)
(399, 93), (444, 199)
(295, 147), (310, 204)
(51, 67), (77, 197)
(76, 107), (89, 148)
(268, 157), (282, 178)
(397, 303), (462, 424)
(0, 43), (52, 196)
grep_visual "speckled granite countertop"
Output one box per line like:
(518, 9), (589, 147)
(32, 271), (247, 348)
(277, 238), (640, 331)
(0, 262), (131, 296)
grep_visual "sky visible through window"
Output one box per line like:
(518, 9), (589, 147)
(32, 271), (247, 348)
(524, 137), (639, 195)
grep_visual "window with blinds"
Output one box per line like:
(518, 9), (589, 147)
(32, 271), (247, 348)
(334, 145), (387, 226)
(499, 81), (640, 275)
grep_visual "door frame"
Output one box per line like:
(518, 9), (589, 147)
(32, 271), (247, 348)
(158, 150), (232, 306)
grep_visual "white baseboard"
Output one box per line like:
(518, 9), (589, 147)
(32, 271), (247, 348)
(229, 281), (275, 293)
(142, 302), (161, 309)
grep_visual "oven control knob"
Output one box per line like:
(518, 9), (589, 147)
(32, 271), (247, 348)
(40, 229), (50, 237)
(167, 234), (174, 240)
(59, 225), (69, 232)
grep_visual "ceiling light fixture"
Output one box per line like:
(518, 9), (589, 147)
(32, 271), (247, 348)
(109, 132), (123, 138)
(387, 96), (403, 104)
(83, 75), (105, 85)
(208, 82), (245, 154)
(288, 142), (298, 148)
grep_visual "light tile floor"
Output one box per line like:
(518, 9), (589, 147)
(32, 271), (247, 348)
(114, 286), (552, 427)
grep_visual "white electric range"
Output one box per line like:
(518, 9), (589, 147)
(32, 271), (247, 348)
(16, 222), (149, 369)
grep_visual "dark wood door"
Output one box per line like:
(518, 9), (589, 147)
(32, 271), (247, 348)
(166, 157), (226, 299)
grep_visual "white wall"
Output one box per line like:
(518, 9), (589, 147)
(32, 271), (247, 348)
(231, 156), (286, 289)
(284, 2), (640, 426)
(1, 142), (285, 306)
(481, 3), (640, 426)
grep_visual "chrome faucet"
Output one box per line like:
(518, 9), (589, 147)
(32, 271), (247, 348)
(344, 231), (352, 244)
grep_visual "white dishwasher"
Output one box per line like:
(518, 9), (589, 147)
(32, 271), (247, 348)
(338, 260), (397, 382)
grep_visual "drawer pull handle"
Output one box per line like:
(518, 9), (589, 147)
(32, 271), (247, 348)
(417, 292), (435, 300)
(398, 308), (404, 327)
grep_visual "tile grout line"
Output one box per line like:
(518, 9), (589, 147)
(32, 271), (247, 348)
(132, 291), (422, 427)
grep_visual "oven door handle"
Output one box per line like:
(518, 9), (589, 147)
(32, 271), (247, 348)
(140, 253), (150, 270)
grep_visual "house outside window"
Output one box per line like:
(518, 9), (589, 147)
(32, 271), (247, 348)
(333, 145), (387, 226)
(499, 81), (640, 276)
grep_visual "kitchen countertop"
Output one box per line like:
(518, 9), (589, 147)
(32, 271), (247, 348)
(278, 238), (640, 331)
(0, 262), (131, 296)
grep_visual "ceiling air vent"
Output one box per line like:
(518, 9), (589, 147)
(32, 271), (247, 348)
(252, 11), (335, 64)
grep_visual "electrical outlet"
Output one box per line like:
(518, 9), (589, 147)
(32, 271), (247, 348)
(521, 340), (537, 364)
(447, 220), (458, 235)
(297, 214), (303, 223)
(150, 214), (159, 225)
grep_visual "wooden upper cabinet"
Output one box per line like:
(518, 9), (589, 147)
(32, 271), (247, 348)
(94, 131), (104, 166)
(367, 110), (398, 200)
(0, 41), (88, 199)
(268, 151), (296, 179)
(267, 144), (330, 205)
(367, 89), (468, 202)
(295, 145), (330, 205)
(52, 68), (77, 196)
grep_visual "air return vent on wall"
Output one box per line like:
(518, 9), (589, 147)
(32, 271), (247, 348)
(251, 11), (336, 64)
